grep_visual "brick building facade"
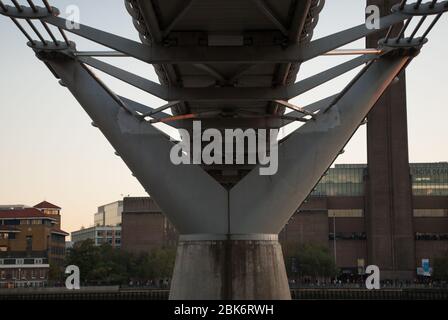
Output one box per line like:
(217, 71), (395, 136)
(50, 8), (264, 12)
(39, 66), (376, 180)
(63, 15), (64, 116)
(0, 201), (68, 288)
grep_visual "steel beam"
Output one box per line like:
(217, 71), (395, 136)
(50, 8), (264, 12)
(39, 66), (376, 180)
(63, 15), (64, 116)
(78, 53), (376, 101)
(284, 94), (338, 119)
(78, 56), (168, 100)
(252, 0), (288, 36)
(162, 0), (196, 36)
(42, 13), (407, 64)
(117, 96), (171, 119)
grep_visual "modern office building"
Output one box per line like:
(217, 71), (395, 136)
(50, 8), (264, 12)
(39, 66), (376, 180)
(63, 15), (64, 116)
(72, 200), (123, 248)
(120, 163), (448, 279)
(0, 201), (68, 288)
(71, 226), (121, 248)
(94, 201), (123, 227)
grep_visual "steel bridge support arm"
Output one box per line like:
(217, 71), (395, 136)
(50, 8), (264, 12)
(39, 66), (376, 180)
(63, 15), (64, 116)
(230, 52), (414, 234)
(40, 54), (228, 235)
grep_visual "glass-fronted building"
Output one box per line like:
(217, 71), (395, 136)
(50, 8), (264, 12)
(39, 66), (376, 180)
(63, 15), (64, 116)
(312, 164), (366, 197)
(94, 201), (123, 227)
(411, 163), (448, 196)
(312, 162), (448, 197)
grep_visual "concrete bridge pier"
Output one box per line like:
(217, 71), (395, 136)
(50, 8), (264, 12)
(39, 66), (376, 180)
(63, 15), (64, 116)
(169, 235), (290, 300)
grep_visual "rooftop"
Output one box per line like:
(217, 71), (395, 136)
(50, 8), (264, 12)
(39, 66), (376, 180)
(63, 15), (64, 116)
(34, 201), (61, 210)
(0, 208), (55, 220)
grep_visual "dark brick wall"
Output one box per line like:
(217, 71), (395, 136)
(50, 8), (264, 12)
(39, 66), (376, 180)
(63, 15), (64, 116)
(121, 197), (177, 254)
(365, 0), (415, 279)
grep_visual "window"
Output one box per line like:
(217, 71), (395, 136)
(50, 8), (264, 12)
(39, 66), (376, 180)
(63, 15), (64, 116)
(411, 164), (448, 196)
(312, 165), (366, 196)
(51, 234), (65, 243)
(329, 232), (366, 240)
(16, 258), (24, 265)
(328, 209), (363, 218)
(413, 209), (448, 217)
(4, 219), (19, 225)
(0, 233), (8, 240)
(416, 233), (448, 240)
(26, 236), (32, 251)
(97, 230), (105, 237)
(0, 271), (5, 280)
(40, 269), (45, 279)
(34, 258), (43, 265)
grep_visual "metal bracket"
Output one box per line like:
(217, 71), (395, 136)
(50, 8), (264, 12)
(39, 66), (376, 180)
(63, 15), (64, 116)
(27, 40), (75, 52)
(392, 1), (448, 16)
(379, 37), (427, 49)
(0, 5), (59, 19)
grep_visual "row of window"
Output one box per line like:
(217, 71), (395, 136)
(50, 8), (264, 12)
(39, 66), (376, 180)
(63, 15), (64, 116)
(96, 238), (121, 245)
(328, 209), (363, 218)
(309, 164), (448, 197)
(413, 209), (448, 217)
(96, 230), (121, 237)
(312, 166), (366, 197)
(301, 209), (446, 218)
(329, 232), (367, 240)
(0, 269), (47, 280)
(0, 219), (52, 226)
(0, 258), (46, 265)
(415, 233), (448, 241)
(290, 232), (448, 241)
(0, 233), (16, 240)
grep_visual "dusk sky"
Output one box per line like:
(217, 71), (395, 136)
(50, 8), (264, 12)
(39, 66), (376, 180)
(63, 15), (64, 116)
(0, 0), (447, 234)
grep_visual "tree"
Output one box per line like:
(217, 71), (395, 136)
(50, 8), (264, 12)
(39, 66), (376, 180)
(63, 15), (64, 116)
(150, 247), (176, 279)
(65, 239), (102, 284)
(48, 263), (64, 282)
(285, 243), (338, 279)
(433, 254), (448, 281)
(64, 240), (176, 285)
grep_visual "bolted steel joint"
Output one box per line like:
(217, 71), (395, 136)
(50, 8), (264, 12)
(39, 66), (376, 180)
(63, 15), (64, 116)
(392, 1), (448, 16)
(28, 40), (76, 51)
(378, 37), (427, 50)
(0, 5), (59, 19)
(32, 41), (76, 61)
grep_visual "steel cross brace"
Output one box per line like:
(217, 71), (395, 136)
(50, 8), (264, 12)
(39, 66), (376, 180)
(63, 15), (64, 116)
(77, 53), (377, 102)
(38, 13), (407, 64)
